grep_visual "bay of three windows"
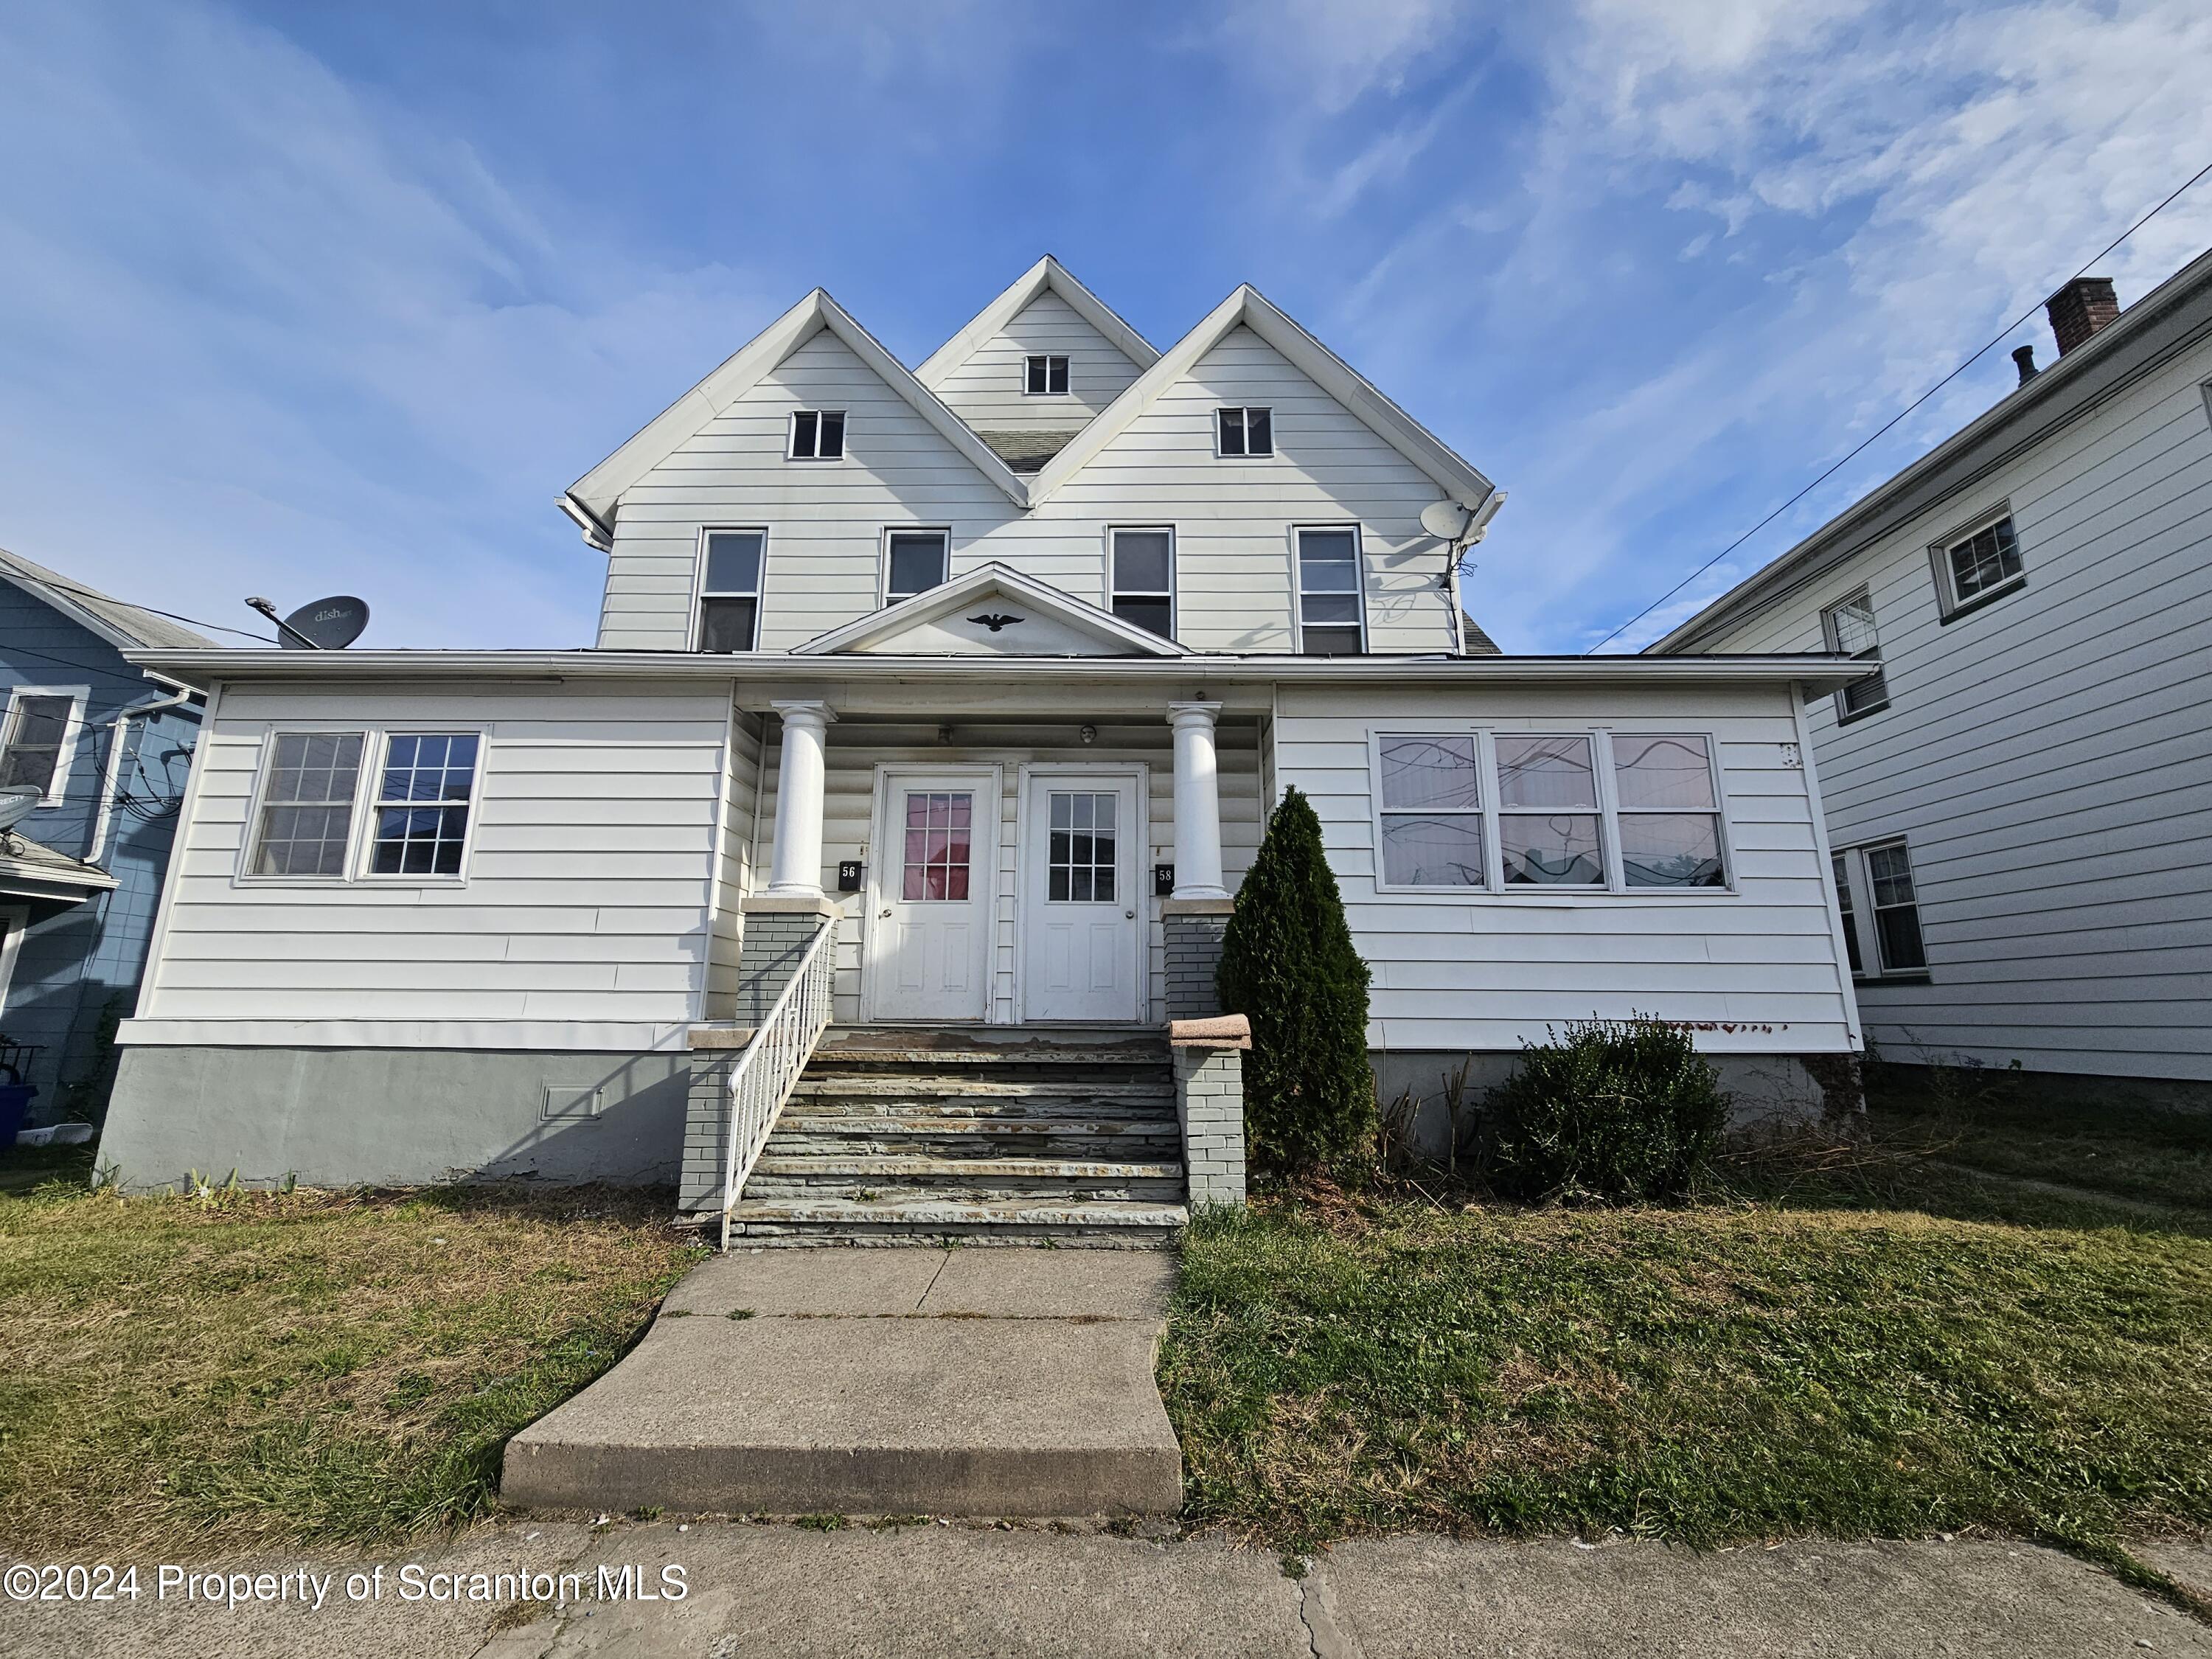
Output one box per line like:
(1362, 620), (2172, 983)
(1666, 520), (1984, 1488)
(1376, 730), (1729, 892)
(696, 524), (1367, 654)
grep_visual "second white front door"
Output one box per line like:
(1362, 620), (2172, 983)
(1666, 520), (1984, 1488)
(867, 771), (995, 1022)
(1022, 773), (1143, 1023)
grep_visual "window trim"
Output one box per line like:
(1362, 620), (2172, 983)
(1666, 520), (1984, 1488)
(880, 526), (953, 607)
(785, 408), (846, 462)
(1107, 525), (1177, 641)
(1214, 406), (1276, 459)
(1022, 353), (1071, 397)
(236, 722), (487, 888)
(693, 526), (769, 653)
(1820, 587), (1890, 726)
(1928, 504), (2027, 623)
(0, 686), (88, 808)
(1293, 524), (1368, 655)
(1832, 835), (1931, 982)
(1366, 726), (1737, 898)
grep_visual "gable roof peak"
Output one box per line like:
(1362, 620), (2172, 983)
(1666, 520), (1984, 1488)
(0, 544), (215, 651)
(915, 256), (1159, 391)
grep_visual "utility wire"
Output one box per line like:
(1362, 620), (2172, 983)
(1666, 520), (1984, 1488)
(1585, 157), (2212, 655)
(0, 554), (277, 645)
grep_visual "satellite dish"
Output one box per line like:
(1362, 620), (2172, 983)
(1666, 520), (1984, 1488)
(0, 786), (43, 835)
(279, 596), (370, 650)
(1421, 499), (1478, 541)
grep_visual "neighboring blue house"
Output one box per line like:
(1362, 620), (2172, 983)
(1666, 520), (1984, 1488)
(0, 547), (208, 1124)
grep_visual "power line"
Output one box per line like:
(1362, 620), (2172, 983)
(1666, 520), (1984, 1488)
(0, 554), (278, 645)
(1585, 156), (2212, 655)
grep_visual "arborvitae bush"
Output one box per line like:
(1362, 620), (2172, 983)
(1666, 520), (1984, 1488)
(1215, 787), (1374, 1175)
(1475, 1017), (1729, 1203)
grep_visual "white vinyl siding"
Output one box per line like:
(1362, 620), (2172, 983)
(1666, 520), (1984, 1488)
(931, 291), (1144, 432)
(597, 324), (1460, 655)
(132, 681), (731, 1044)
(1279, 681), (1853, 1055)
(1691, 332), (2212, 1079)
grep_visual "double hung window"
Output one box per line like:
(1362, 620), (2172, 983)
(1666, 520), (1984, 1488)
(1296, 527), (1365, 655)
(1820, 589), (1889, 721)
(1377, 736), (1484, 886)
(246, 729), (482, 883)
(885, 529), (950, 603)
(1611, 734), (1726, 888)
(1110, 529), (1175, 639)
(698, 530), (765, 652)
(0, 692), (80, 802)
(1497, 736), (1604, 887)
(1832, 838), (1928, 977)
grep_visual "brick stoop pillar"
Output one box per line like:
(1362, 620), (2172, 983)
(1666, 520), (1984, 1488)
(1169, 1014), (1250, 1208)
(678, 896), (841, 1216)
(1162, 897), (1234, 1021)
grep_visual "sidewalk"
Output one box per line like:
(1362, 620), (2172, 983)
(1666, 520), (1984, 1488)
(6, 1520), (2208, 1658)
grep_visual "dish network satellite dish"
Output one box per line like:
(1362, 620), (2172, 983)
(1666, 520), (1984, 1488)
(246, 595), (371, 650)
(1420, 499), (1479, 542)
(0, 785), (44, 836)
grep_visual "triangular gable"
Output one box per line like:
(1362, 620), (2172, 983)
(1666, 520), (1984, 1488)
(793, 562), (1186, 658)
(560, 291), (1032, 549)
(1026, 285), (1497, 512)
(915, 256), (1158, 392)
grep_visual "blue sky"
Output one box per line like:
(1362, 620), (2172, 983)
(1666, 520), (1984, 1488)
(2, 1), (2209, 652)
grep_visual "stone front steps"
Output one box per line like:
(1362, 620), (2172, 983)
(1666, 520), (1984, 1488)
(724, 1028), (1189, 1246)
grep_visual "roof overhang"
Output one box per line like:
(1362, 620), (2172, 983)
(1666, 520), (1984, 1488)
(915, 255), (1160, 390)
(128, 646), (1865, 694)
(793, 562), (1187, 657)
(0, 837), (118, 902)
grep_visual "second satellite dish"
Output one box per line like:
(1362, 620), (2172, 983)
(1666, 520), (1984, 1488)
(0, 785), (44, 835)
(1421, 499), (1478, 541)
(279, 596), (370, 651)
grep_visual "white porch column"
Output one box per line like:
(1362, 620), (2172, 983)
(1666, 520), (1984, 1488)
(764, 699), (837, 898)
(1166, 700), (1228, 901)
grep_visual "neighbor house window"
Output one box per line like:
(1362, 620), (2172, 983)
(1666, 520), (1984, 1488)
(249, 732), (364, 877)
(1376, 735), (1484, 887)
(698, 529), (765, 652)
(1496, 735), (1604, 886)
(0, 692), (79, 802)
(1110, 528), (1174, 639)
(885, 529), (949, 602)
(1023, 354), (1069, 395)
(1295, 527), (1364, 655)
(1820, 588), (1888, 721)
(369, 734), (481, 877)
(1611, 734), (1725, 888)
(787, 409), (845, 461)
(1216, 406), (1273, 458)
(1832, 838), (1927, 977)
(1933, 512), (2025, 615)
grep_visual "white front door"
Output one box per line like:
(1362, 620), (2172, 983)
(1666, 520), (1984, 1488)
(866, 771), (995, 1022)
(1022, 773), (1142, 1023)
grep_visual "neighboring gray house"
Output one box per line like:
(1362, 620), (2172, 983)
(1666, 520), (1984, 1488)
(0, 548), (207, 1120)
(1655, 247), (2212, 1105)
(100, 259), (1863, 1231)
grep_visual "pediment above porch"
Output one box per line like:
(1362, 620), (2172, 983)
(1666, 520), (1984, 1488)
(791, 562), (1186, 658)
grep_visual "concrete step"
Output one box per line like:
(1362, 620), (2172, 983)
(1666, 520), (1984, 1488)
(765, 1130), (1180, 1164)
(726, 1197), (1189, 1234)
(752, 1155), (1183, 1181)
(790, 1075), (1173, 1102)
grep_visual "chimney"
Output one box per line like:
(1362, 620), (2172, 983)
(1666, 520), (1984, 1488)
(2045, 276), (2120, 355)
(2011, 344), (2039, 386)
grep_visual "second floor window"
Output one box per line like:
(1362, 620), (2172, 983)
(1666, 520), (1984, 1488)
(1216, 406), (1273, 457)
(1023, 354), (1069, 395)
(1820, 588), (1888, 721)
(1110, 529), (1174, 639)
(698, 530), (765, 652)
(0, 693), (77, 801)
(1296, 527), (1364, 655)
(1935, 512), (2025, 614)
(886, 529), (949, 603)
(787, 409), (845, 461)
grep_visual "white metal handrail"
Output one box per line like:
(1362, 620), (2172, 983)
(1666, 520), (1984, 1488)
(719, 920), (837, 1251)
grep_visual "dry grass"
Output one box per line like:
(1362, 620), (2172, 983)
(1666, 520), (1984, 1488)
(0, 1162), (702, 1558)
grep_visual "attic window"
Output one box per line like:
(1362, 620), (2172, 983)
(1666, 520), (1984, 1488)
(787, 409), (845, 461)
(1023, 355), (1069, 395)
(1216, 407), (1273, 458)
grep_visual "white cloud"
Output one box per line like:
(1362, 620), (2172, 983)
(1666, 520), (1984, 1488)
(1218, 0), (1475, 114)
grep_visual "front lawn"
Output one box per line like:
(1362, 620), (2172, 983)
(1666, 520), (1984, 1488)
(1164, 1116), (2212, 1565)
(0, 1161), (701, 1558)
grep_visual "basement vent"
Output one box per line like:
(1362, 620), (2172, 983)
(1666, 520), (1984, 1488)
(540, 1085), (603, 1124)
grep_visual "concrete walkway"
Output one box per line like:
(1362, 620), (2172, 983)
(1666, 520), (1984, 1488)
(6, 1522), (2208, 1658)
(502, 1247), (1182, 1518)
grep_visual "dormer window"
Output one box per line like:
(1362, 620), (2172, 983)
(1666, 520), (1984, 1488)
(1216, 407), (1273, 458)
(787, 409), (845, 461)
(1023, 355), (1069, 395)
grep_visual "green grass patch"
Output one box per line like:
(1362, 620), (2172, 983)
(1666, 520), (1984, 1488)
(0, 1168), (702, 1558)
(1164, 1155), (2212, 1551)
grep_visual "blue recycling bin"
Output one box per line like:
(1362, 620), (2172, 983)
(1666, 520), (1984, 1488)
(0, 1084), (36, 1147)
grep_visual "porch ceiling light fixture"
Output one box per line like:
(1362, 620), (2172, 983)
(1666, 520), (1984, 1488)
(1078, 723), (1097, 745)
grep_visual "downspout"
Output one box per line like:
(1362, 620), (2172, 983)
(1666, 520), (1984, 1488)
(1444, 488), (1508, 656)
(89, 689), (195, 867)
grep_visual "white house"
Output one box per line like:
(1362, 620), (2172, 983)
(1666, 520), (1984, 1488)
(1655, 248), (2212, 1107)
(98, 258), (1863, 1235)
